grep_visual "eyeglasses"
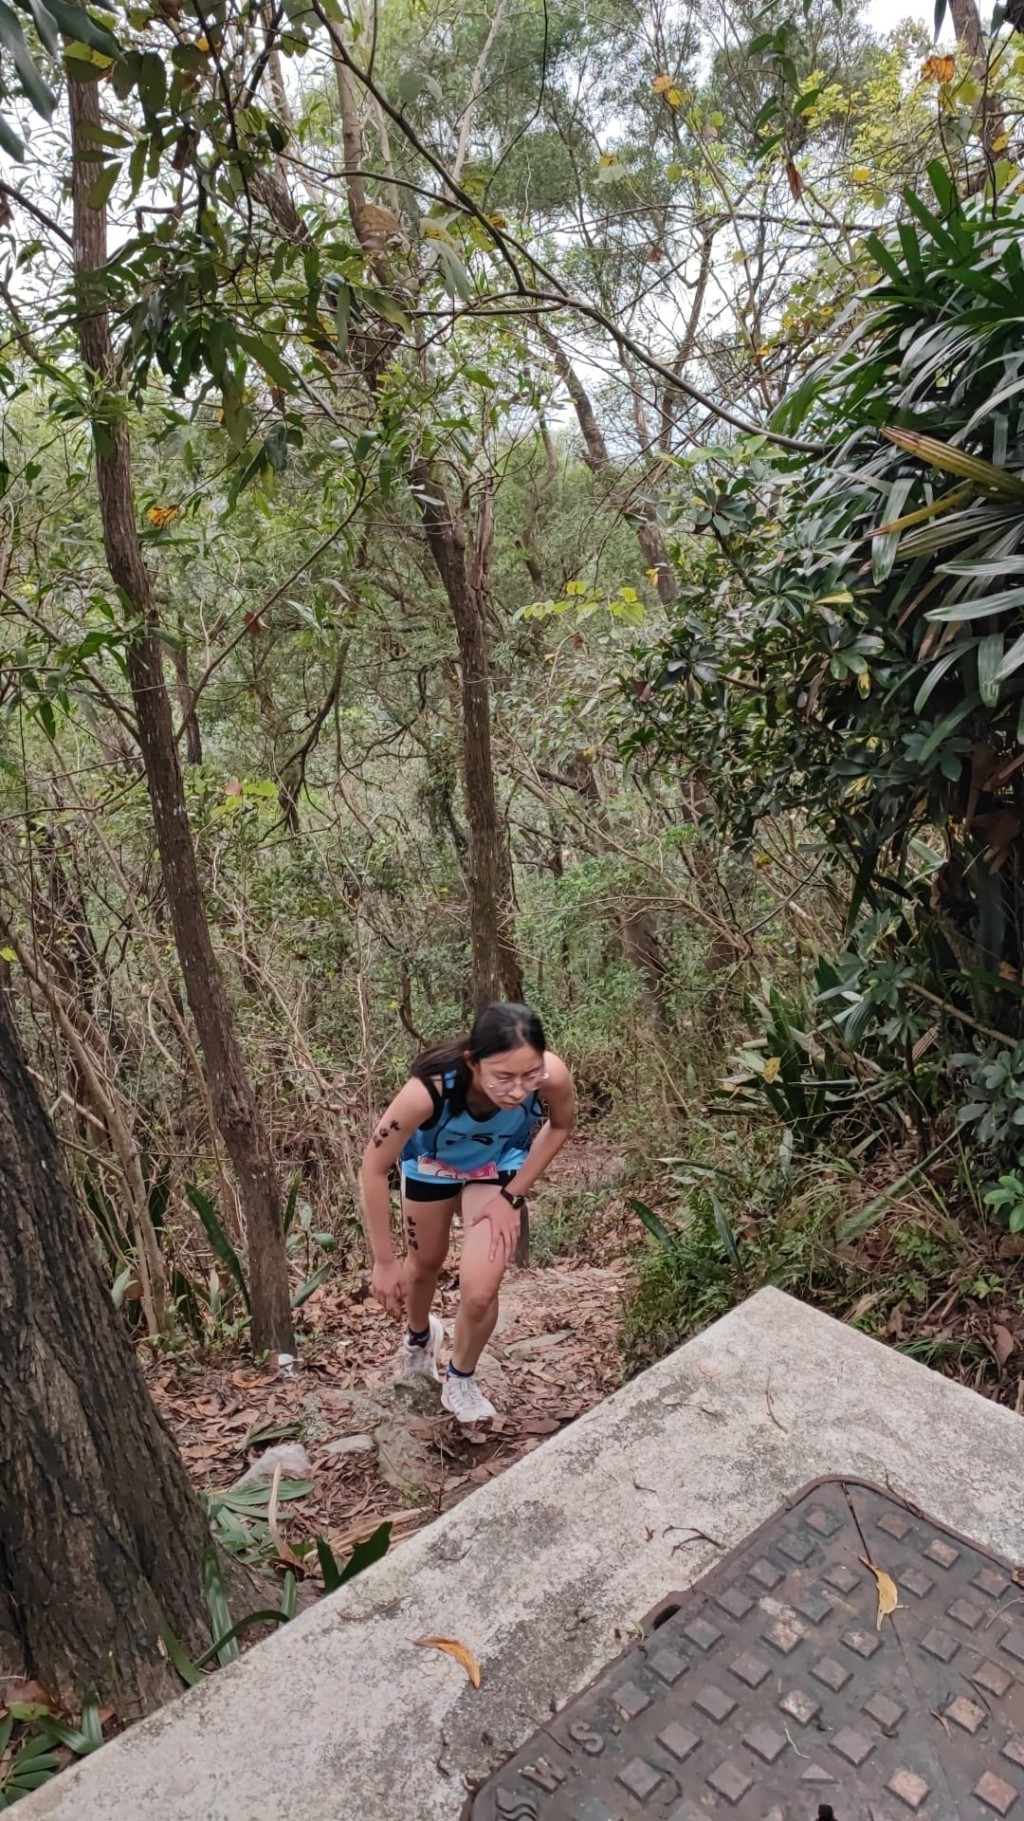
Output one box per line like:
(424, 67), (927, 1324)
(481, 1068), (549, 1091)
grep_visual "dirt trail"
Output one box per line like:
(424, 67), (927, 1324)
(147, 1140), (635, 1565)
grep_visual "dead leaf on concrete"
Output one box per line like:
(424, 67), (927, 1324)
(860, 1556), (900, 1629)
(413, 1636), (482, 1687)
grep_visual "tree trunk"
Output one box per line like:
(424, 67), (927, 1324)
(70, 73), (293, 1353)
(252, 73), (523, 1012)
(1, 921), (168, 1338)
(172, 627), (203, 766)
(412, 461), (522, 1008)
(950, 0), (1006, 166)
(0, 972), (213, 1712)
(537, 326), (678, 605)
(950, 0), (982, 59)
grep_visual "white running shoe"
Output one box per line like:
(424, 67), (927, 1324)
(398, 1313), (444, 1383)
(441, 1370), (496, 1426)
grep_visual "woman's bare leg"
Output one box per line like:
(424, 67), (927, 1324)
(450, 1183), (511, 1373)
(402, 1191), (458, 1331)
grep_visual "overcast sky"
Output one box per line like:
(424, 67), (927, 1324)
(866, 0), (937, 32)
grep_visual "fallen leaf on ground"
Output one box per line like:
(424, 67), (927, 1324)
(267, 1463), (301, 1567)
(2, 1678), (53, 1714)
(992, 1324), (1015, 1368)
(518, 1415), (560, 1435)
(847, 1290), (882, 1324)
(504, 1330), (572, 1358)
(860, 1556), (900, 1628)
(413, 1636), (482, 1686)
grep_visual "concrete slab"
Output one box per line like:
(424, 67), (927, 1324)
(22, 1288), (1024, 1821)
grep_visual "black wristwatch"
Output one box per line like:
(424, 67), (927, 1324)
(500, 1187), (526, 1211)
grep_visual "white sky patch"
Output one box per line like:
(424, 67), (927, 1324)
(866, 0), (938, 33)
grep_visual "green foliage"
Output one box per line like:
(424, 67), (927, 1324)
(530, 1187), (610, 1265)
(983, 1171), (1024, 1235)
(627, 163), (1024, 1149)
(621, 1150), (851, 1370)
(316, 1521), (391, 1594)
(186, 1184), (250, 1313)
(954, 1042), (1024, 1163)
(4, 0), (1014, 1389)
(203, 1478), (312, 1566)
(0, 1696), (103, 1807)
(161, 1517), (392, 1688)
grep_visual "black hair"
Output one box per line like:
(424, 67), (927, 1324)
(410, 1002), (546, 1110)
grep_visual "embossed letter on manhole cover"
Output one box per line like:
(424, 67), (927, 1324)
(464, 1479), (1024, 1819)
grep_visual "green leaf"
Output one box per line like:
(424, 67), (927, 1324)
(191, 1608), (291, 1670)
(978, 632), (1004, 706)
(185, 1183), (250, 1310)
(0, 0), (56, 116)
(626, 1195), (674, 1244)
(864, 232), (906, 288)
(316, 1533), (343, 1593)
(137, 48), (165, 110)
(926, 157), (958, 218)
(280, 1570), (297, 1621)
(128, 136), (147, 198)
(23, 0), (59, 56)
(918, 694), (979, 764)
(334, 279), (351, 354)
(361, 287), (411, 333)
(158, 1621), (202, 1687)
(282, 1172), (301, 1234)
(335, 1520), (392, 1588)
(202, 1548), (239, 1665)
(872, 478), (913, 583)
(913, 641), (975, 713)
(45, 0), (120, 57)
(237, 332), (293, 391)
(291, 1260), (331, 1308)
(436, 243), (472, 304)
(926, 587), (1024, 622)
(0, 112), (26, 158)
(86, 162), (119, 209)
(995, 628), (1024, 683)
(709, 1192), (741, 1268)
(883, 428), (1024, 500)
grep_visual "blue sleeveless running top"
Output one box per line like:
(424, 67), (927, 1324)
(400, 1070), (544, 1185)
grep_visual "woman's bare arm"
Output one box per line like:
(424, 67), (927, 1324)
(359, 1077), (436, 1263)
(503, 1053), (575, 1196)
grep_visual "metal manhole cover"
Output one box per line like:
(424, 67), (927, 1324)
(465, 1478), (1024, 1820)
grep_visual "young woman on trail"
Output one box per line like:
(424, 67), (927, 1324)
(360, 1003), (576, 1426)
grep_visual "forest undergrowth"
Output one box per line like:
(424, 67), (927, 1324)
(6, 0), (1024, 1785)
